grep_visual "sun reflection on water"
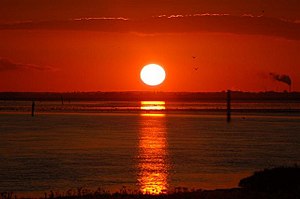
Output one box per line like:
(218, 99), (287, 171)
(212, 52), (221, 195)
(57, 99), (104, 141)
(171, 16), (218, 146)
(140, 101), (166, 111)
(138, 101), (168, 194)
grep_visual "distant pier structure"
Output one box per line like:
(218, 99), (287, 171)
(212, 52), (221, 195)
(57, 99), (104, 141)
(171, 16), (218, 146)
(227, 90), (231, 123)
(61, 95), (64, 105)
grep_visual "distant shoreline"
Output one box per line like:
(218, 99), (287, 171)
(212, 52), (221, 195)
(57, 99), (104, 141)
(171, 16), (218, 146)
(1, 91), (300, 101)
(1, 109), (300, 115)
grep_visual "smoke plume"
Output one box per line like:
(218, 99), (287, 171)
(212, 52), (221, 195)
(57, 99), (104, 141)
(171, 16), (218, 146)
(269, 72), (292, 86)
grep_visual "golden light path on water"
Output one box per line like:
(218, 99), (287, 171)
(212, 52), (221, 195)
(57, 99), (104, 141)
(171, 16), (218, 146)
(140, 101), (166, 111)
(138, 101), (168, 194)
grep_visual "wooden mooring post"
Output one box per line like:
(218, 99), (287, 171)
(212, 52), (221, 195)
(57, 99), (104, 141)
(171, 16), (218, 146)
(227, 90), (231, 123)
(31, 101), (35, 117)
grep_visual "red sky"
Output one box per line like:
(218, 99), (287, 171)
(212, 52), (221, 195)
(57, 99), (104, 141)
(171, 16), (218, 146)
(0, 0), (300, 92)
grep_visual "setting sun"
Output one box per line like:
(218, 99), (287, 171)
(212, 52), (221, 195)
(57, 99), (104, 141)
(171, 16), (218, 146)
(140, 64), (166, 86)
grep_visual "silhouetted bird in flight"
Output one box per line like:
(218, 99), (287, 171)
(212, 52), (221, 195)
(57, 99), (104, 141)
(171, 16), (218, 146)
(193, 67), (199, 71)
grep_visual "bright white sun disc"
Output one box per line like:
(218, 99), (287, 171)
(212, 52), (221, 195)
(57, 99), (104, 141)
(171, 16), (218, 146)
(140, 64), (166, 86)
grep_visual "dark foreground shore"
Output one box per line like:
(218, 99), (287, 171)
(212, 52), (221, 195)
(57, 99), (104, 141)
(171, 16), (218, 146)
(1, 167), (299, 199)
(2, 187), (299, 199)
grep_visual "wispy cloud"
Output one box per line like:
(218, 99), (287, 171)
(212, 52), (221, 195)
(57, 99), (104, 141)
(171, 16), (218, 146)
(1, 14), (300, 40)
(161, 13), (230, 18)
(0, 57), (56, 72)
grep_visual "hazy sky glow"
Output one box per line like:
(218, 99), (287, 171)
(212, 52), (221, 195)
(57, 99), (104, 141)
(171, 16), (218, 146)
(0, 0), (299, 92)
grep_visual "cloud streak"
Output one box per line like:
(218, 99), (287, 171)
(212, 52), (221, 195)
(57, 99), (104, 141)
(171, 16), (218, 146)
(0, 57), (55, 72)
(0, 14), (300, 40)
(73, 17), (129, 21)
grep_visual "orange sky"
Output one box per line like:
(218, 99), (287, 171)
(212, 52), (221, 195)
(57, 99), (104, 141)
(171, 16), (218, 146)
(0, 0), (300, 92)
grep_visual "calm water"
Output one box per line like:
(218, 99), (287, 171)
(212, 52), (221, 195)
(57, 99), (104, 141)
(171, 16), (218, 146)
(0, 101), (300, 195)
